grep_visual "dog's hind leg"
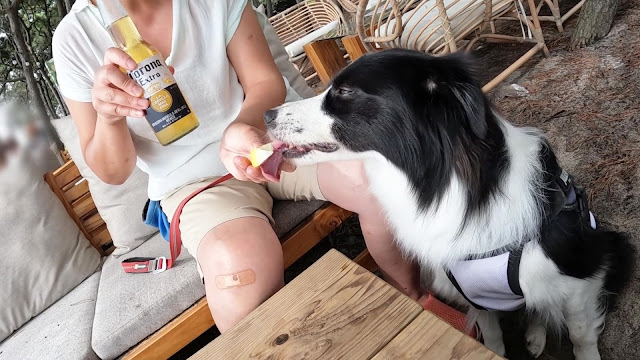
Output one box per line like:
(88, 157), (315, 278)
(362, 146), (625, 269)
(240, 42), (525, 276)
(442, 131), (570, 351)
(476, 310), (506, 356)
(564, 278), (605, 360)
(525, 313), (547, 358)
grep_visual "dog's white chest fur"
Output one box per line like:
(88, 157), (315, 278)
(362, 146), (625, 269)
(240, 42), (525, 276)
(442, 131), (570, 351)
(364, 121), (545, 267)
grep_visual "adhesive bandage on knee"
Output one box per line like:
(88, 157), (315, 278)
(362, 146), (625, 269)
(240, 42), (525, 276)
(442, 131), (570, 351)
(215, 269), (256, 289)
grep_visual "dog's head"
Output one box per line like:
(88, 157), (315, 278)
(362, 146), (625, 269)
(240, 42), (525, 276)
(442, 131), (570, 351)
(266, 49), (506, 208)
(267, 48), (492, 161)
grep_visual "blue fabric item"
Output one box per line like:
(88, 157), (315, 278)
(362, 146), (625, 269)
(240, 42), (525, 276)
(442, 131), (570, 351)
(144, 200), (170, 242)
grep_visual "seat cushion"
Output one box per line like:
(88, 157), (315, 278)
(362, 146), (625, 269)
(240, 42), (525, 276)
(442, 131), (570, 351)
(273, 200), (325, 237)
(0, 153), (101, 342)
(375, 0), (512, 52)
(90, 200), (324, 359)
(284, 21), (340, 58)
(0, 271), (101, 360)
(53, 116), (159, 256)
(91, 234), (203, 360)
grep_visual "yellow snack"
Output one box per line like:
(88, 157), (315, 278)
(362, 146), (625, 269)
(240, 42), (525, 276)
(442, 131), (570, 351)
(249, 143), (274, 167)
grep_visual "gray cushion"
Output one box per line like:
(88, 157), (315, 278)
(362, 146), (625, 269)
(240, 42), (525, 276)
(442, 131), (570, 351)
(0, 152), (101, 342)
(0, 270), (101, 360)
(53, 116), (159, 256)
(273, 200), (325, 237)
(90, 200), (324, 359)
(91, 234), (203, 360)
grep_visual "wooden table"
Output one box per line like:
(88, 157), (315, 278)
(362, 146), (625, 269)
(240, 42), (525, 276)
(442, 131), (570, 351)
(190, 249), (503, 360)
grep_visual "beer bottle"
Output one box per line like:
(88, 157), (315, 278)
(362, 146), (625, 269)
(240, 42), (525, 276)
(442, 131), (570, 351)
(96, 0), (199, 145)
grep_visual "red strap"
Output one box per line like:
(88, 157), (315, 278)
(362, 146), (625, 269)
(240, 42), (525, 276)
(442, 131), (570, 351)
(122, 174), (233, 274)
(167, 173), (234, 269)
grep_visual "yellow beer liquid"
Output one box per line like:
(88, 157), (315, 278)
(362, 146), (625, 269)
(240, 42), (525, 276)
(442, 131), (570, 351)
(109, 16), (198, 145)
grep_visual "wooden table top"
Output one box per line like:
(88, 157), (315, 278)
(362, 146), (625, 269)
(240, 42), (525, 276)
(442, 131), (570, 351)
(190, 249), (502, 360)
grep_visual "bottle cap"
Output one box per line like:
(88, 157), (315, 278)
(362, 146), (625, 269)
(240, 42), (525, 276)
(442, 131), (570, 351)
(95, 0), (128, 27)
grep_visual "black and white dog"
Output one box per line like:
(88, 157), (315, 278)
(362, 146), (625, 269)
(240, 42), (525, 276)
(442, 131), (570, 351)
(265, 49), (635, 359)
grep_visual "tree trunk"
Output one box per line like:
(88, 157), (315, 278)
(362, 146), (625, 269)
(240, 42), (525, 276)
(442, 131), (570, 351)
(64, 0), (74, 12)
(55, 0), (67, 18)
(570, 0), (620, 49)
(265, 0), (273, 17)
(6, 5), (63, 149)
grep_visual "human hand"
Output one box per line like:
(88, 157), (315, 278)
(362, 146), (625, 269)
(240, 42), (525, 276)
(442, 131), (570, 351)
(91, 47), (174, 124)
(220, 121), (295, 182)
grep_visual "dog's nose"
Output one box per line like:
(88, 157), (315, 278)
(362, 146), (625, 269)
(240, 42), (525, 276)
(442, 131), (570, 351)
(264, 109), (278, 124)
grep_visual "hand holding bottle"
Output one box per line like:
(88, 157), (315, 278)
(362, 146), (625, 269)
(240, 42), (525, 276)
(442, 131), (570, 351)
(91, 47), (149, 123)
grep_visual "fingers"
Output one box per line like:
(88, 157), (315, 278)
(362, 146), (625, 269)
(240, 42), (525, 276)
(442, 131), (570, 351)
(98, 65), (144, 97)
(93, 47), (149, 121)
(103, 47), (137, 70)
(233, 156), (267, 183)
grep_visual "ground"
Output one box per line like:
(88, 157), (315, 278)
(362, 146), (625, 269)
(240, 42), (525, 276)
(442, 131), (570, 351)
(173, 1), (640, 358)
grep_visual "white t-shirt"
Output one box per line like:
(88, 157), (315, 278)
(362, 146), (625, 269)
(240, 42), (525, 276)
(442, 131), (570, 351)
(53, 0), (301, 200)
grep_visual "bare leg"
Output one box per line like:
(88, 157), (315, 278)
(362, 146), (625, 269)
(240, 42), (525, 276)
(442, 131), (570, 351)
(318, 160), (422, 300)
(197, 217), (284, 332)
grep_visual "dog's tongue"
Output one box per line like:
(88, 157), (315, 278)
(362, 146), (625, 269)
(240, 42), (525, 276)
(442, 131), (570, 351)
(260, 143), (285, 182)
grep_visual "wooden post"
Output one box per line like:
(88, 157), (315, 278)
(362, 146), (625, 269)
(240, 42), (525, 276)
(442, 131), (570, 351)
(303, 39), (348, 85)
(342, 34), (368, 62)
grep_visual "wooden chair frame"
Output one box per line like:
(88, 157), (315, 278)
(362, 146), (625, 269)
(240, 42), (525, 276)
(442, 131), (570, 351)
(531, 0), (585, 32)
(44, 159), (377, 359)
(269, 0), (346, 81)
(355, 0), (550, 92)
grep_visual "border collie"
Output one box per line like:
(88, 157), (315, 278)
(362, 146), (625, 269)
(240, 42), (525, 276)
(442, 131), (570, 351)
(264, 49), (635, 359)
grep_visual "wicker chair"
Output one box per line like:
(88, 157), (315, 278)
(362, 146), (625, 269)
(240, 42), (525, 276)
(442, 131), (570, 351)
(336, 0), (360, 13)
(531, 0), (585, 32)
(269, 0), (345, 81)
(356, 0), (549, 92)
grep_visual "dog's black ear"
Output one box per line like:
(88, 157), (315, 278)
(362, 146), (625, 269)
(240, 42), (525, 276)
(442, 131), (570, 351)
(451, 83), (487, 139)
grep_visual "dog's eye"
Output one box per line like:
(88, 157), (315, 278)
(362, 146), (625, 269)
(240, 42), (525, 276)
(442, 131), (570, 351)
(337, 87), (354, 96)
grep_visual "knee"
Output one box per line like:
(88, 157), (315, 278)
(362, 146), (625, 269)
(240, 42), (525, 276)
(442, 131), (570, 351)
(196, 219), (284, 277)
(320, 161), (379, 215)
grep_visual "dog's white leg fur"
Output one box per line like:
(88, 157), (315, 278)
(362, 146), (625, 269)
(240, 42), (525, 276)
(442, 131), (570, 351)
(564, 277), (605, 360)
(476, 311), (506, 356)
(525, 314), (547, 358)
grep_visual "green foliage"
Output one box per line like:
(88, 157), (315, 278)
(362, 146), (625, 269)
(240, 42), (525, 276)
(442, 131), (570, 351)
(1, 0), (67, 116)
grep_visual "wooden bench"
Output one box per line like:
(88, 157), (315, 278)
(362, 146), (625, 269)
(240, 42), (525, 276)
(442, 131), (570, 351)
(45, 159), (377, 359)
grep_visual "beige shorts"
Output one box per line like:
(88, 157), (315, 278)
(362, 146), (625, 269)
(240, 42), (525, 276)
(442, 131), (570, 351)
(160, 165), (326, 269)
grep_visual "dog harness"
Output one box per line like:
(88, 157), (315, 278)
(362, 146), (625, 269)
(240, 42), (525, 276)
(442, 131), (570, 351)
(445, 168), (597, 312)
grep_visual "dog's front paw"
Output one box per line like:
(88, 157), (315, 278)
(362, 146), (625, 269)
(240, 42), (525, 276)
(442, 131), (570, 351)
(525, 322), (547, 358)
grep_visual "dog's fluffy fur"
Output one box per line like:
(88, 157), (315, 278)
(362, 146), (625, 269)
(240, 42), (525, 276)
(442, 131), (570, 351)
(265, 49), (635, 359)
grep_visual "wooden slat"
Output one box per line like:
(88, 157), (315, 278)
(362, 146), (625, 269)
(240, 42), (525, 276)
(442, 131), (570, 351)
(91, 223), (111, 244)
(54, 163), (81, 188)
(44, 171), (91, 242)
(83, 211), (105, 233)
(190, 250), (422, 359)
(63, 178), (89, 203)
(123, 204), (352, 360)
(372, 311), (504, 360)
(281, 203), (352, 268)
(303, 39), (348, 85)
(343, 33), (368, 61)
(354, 248), (379, 272)
(72, 193), (96, 219)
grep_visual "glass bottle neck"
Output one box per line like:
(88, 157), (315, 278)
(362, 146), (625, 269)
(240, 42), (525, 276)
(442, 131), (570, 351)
(108, 16), (142, 49)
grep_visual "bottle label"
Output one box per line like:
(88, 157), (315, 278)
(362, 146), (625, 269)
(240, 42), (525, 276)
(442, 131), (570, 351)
(127, 55), (191, 133)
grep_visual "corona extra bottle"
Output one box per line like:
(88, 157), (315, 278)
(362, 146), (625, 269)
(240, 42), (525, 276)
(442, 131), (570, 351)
(97, 0), (199, 145)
